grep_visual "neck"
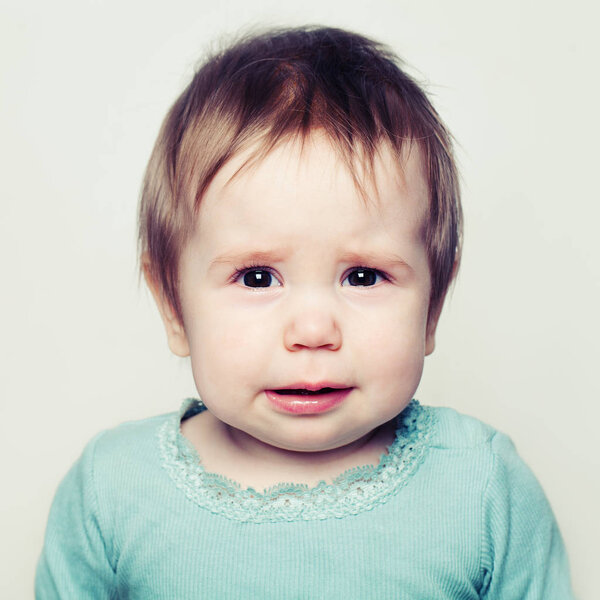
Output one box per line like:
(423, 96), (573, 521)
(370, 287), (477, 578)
(182, 411), (397, 491)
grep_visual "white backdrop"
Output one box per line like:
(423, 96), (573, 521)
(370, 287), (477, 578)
(1, 1), (598, 597)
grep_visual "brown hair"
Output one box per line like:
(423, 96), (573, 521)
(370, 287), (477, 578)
(139, 26), (462, 324)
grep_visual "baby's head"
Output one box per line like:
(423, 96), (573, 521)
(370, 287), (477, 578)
(139, 26), (461, 452)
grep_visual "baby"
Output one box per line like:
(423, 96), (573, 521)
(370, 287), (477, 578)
(36, 26), (574, 598)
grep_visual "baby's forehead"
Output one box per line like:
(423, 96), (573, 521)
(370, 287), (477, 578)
(191, 134), (430, 246)
(205, 133), (428, 209)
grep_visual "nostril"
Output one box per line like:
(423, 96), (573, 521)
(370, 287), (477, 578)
(283, 314), (342, 352)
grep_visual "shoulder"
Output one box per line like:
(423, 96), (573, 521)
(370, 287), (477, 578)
(65, 410), (180, 542)
(417, 402), (559, 511)
(72, 410), (178, 501)
(420, 404), (573, 596)
(423, 404), (538, 482)
(36, 411), (178, 597)
(419, 403), (549, 507)
(425, 403), (498, 449)
(423, 404), (542, 488)
(90, 410), (174, 455)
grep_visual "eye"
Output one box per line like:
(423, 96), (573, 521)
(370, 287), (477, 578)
(342, 268), (386, 287)
(235, 268), (281, 288)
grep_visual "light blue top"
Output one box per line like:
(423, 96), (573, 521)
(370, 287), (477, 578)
(36, 400), (574, 599)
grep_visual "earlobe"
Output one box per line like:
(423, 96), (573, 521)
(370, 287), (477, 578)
(142, 257), (191, 357)
(425, 295), (443, 356)
(425, 318), (438, 356)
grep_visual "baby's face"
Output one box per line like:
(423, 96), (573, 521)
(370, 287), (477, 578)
(169, 135), (435, 453)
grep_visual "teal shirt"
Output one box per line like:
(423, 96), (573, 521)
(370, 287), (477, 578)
(36, 401), (574, 599)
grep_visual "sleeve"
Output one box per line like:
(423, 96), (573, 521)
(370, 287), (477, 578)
(35, 435), (118, 599)
(480, 431), (575, 599)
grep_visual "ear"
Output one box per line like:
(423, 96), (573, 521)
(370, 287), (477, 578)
(142, 256), (190, 357)
(425, 259), (458, 356)
(425, 302), (443, 356)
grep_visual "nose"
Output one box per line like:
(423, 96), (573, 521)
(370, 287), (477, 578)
(283, 297), (342, 352)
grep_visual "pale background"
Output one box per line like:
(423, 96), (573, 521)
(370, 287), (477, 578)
(1, 0), (598, 597)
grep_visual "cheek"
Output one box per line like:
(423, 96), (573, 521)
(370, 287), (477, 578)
(373, 340), (425, 386)
(357, 306), (427, 381)
(359, 298), (428, 348)
(185, 306), (274, 393)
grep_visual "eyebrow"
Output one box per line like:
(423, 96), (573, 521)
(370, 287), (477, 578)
(209, 250), (289, 270)
(338, 251), (414, 272)
(209, 249), (413, 272)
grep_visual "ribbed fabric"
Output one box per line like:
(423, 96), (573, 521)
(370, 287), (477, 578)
(35, 404), (574, 599)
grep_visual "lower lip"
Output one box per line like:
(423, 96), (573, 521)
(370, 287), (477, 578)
(265, 389), (352, 415)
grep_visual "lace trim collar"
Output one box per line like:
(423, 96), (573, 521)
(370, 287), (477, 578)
(158, 399), (435, 523)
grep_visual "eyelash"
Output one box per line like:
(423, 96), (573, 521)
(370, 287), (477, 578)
(341, 266), (390, 287)
(231, 264), (281, 287)
(231, 264), (390, 287)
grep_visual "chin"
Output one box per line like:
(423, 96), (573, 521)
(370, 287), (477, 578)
(260, 424), (369, 454)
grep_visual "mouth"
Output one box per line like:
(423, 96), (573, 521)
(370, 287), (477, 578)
(275, 387), (343, 396)
(265, 385), (352, 415)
